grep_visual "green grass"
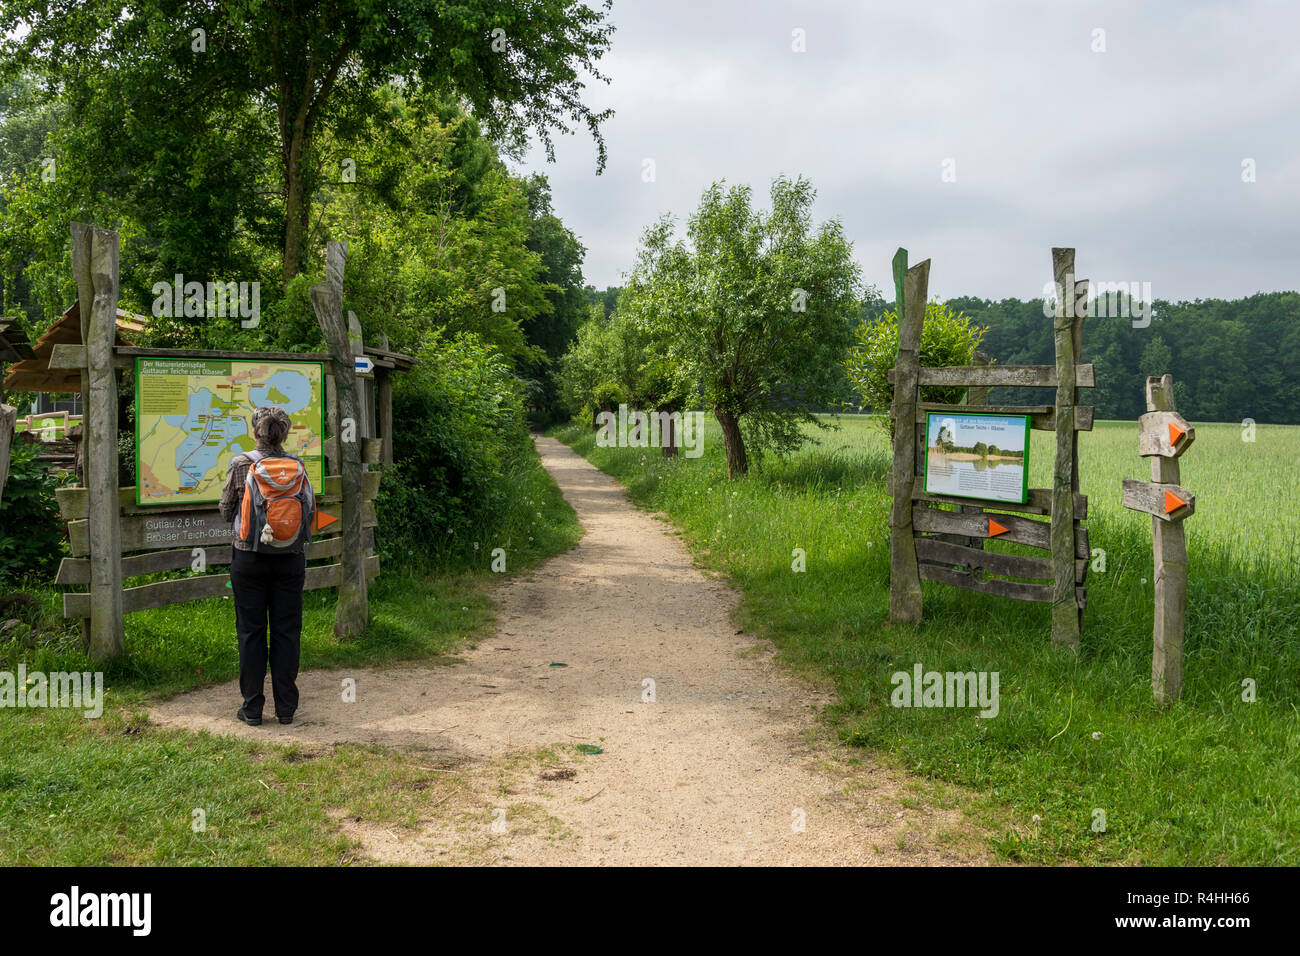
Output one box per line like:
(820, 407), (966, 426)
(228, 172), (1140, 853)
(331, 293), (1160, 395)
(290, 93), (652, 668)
(0, 440), (582, 865)
(552, 414), (1300, 865)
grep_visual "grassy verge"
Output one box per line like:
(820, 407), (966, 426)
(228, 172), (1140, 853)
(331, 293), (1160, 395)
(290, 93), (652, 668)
(551, 415), (1300, 865)
(0, 439), (581, 865)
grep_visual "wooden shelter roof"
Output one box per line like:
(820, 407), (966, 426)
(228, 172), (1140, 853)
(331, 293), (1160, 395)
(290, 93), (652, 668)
(0, 316), (37, 364)
(2, 303), (146, 393)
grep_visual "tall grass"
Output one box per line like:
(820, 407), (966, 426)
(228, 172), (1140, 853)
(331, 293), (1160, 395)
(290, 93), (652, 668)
(553, 414), (1300, 864)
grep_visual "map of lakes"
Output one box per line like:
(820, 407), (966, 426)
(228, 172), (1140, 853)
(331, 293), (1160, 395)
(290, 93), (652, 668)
(136, 358), (324, 506)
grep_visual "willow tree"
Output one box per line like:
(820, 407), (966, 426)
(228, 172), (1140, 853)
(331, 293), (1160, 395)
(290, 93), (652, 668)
(1, 0), (614, 285)
(625, 176), (864, 477)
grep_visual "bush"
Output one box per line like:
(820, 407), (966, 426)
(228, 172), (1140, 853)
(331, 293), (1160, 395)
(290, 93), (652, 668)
(844, 300), (986, 431)
(0, 441), (66, 583)
(375, 331), (532, 565)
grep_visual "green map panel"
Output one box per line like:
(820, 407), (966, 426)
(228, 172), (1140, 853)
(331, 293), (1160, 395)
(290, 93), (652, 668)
(135, 357), (325, 506)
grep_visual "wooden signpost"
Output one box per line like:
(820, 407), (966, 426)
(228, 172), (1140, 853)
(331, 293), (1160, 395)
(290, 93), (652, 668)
(25, 225), (410, 659)
(888, 247), (1092, 650)
(1123, 374), (1195, 703)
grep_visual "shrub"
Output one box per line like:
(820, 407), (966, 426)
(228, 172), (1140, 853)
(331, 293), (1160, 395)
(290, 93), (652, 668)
(375, 331), (532, 564)
(0, 441), (66, 583)
(844, 300), (986, 432)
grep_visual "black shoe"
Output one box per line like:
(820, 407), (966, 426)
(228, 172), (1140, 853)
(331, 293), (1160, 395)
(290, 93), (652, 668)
(277, 714), (293, 725)
(236, 707), (262, 726)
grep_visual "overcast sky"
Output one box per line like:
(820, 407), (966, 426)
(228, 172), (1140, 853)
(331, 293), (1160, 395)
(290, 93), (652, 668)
(518, 0), (1299, 301)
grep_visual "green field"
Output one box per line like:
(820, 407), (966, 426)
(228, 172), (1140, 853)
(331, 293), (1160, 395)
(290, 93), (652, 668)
(554, 414), (1300, 864)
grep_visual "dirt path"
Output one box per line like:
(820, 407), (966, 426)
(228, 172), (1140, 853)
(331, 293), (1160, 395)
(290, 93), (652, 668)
(152, 437), (988, 865)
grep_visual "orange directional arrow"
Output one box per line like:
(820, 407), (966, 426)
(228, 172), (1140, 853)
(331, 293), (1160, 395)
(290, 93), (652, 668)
(988, 518), (1009, 537)
(1168, 421), (1186, 446)
(312, 510), (339, 532)
(1164, 490), (1187, 514)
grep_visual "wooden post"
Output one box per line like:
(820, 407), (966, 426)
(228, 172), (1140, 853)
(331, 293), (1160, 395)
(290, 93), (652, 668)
(961, 352), (990, 552)
(888, 248), (927, 624)
(1144, 375), (1190, 703)
(0, 403), (15, 503)
(377, 369), (393, 465)
(324, 374), (340, 476)
(1049, 248), (1081, 650)
(347, 310), (372, 441)
(309, 242), (368, 639)
(70, 223), (124, 659)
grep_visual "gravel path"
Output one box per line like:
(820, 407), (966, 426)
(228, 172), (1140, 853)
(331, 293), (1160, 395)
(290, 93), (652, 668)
(152, 437), (986, 865)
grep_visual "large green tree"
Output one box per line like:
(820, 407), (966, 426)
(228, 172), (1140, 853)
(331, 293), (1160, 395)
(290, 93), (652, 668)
(623, 176), (864, 477)
(1, 0), (614, 285)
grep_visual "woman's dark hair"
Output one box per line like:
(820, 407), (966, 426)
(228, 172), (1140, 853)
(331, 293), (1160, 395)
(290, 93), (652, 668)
(251, 406), (291, 447)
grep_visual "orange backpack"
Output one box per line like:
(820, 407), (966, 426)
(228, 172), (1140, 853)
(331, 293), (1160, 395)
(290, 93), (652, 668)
(235, 451), (315, 551)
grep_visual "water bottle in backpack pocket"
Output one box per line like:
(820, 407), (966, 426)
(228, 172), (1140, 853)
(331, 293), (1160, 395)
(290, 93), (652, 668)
(235, 451), (315, 551)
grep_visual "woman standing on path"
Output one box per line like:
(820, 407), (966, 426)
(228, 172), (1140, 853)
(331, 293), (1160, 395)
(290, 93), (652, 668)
(219, 406), (316, 727)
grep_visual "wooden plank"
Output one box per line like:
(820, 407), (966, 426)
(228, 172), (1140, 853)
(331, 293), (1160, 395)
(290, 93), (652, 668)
(888, 364), (1096, 388)
(1138, 410), (1195, 458)
(919, 563), (1087, 607)
(321, 471), (381, 500)
(0, 404), (15, 504)
(887, 249), (926, 624)
(915, 505), (1054, 550)
(70, 221), (124, 660)
(916, 537), (1051, 580)
(1121, 478), (1195, 522)
(917, 537), (1088, 583)
(1146, 375), (1187, 703)
(913, 487), (1087, 519)
(913, 403), (1094, 432)
(66, 501), (377, 556)
(63, 554), (380, 618)
(959, 354), (991, 552)
(48, 343), (87, 370)
(54, 530), (373, 584)
(311, 240), (368, 638)
(377, 368), (394, 465)
(322, 436), (381, 465)
(110, 346), (331, 371)
(1050, 247), (1082, 650)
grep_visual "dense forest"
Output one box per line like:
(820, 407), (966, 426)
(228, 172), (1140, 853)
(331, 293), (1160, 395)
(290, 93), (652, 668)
(852, 292), (1300, 424)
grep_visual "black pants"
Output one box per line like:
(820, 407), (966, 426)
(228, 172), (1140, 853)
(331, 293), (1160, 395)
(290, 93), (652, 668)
(231, 548), (306, 719)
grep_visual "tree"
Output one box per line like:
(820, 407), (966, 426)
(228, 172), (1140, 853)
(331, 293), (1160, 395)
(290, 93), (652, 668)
(1, 0), (615, 285)
(519, 174), (588, 422)
(845, 300), (985, 434)
(622, 176), (863, 477)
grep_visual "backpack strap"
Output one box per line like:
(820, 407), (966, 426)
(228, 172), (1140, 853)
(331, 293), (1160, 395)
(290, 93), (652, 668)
(245, 450), (264, 463)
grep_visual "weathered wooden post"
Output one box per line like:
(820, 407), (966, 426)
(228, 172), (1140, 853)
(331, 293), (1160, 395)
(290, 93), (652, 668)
(888, 247), (927, 624)
(1122, 374), (1195, 703)
(0, 404), (15, 502)
(69, 222), (124, 658)
(1049, 248), (1084, 650)
(309, 241), (368, 638)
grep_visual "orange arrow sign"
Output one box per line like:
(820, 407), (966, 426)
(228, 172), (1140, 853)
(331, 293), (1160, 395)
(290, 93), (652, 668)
(313, 510), (339, 532)
(1168, 421), (1186, 446)
(988, 518), (1009, 537)
(1164, 490), (1187, 514)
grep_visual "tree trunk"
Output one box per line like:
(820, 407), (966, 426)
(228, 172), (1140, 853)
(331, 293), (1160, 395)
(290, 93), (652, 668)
(659, 406), (678, 458)
(714, 408), (747, 477)
(281, 122), (311, 285)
